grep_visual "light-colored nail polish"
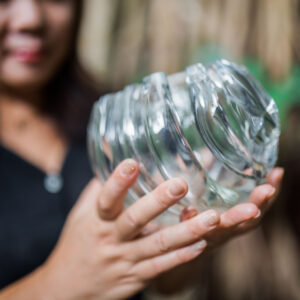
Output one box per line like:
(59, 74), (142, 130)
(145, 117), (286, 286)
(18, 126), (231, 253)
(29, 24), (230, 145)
(200, 211), (219, 227)
(167, 179), (185, 197)
(277, 168), (284, 180)
(267, 186), (276, 198)
(120, 160), (136, 177)
(192, 240), (207, 252)
(254, 209), (261, 219)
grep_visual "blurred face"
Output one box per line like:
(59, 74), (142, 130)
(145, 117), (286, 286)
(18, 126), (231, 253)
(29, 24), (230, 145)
(0, 0), (76, 92)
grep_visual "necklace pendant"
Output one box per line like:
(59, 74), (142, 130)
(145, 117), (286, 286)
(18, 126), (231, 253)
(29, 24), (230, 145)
(44, 173), (63, 193)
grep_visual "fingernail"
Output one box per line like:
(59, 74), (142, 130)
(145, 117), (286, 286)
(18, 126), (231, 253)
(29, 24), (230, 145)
(180, 207), (198, 222)
(120, 160), (136, 177)
(167, 179), (186, 197)
(277, 168), (284, 180)
(200, 210), (219, 227)
(267, 186), (276, 198)
(191, 240), (207, 252)
(254, 209), (261, 219)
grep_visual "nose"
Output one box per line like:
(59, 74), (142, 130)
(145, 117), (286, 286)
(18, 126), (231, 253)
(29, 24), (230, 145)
(9, 0), (44, 33)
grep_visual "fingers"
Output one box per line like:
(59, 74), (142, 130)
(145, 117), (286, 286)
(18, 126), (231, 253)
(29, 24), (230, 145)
(180, 207), (198, 221)
(233, 167), (284, 229)
(200, 203), (259, 247)
(127, 210), (219, 261)
(227, 168), (284, 235)
(247, 183), (275, 214)
(76, 178), (103, 209)
(133, 240), (207, 280)
(116, 178), (188, 240)
(266, 167), (284, 190)
(138, 222), (161, 237)
(98, 159), (139, 220)
(69, 178), (103, 220)
(251, 167), (284, 212)
(266, 167), (284, 206)
(220, 203), (259, 229)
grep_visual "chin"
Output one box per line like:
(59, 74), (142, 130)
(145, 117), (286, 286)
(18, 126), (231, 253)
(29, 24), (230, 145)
(0, 67), (53, 93)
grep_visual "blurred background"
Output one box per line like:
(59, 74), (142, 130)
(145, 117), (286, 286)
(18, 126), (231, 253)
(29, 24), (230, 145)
(78, 0), (300, 299)
(79, 0), (300, 125)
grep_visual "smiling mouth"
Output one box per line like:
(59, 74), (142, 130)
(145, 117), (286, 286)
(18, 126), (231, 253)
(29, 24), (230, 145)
(9, 48), (46, 64)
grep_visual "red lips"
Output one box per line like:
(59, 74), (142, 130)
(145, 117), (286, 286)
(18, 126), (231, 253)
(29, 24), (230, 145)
(12, 48), (45, 63)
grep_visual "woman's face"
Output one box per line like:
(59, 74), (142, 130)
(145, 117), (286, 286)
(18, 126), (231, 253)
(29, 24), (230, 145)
(0, 0), (76, 92)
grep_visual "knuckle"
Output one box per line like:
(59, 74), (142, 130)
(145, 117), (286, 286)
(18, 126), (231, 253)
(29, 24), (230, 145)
(99, 245), (123, 263)
(151, 258), (163, 276)
(118, 272), (138, 286)
(106, 174), (129, 195)
(153, 189), (171, 209)
(110, 179), (126, 195)
(156, 195), (171, 210)
(98, 198), (113, 215)
(175, 248), (193, 264)
(156, 232), (170, 254)
(188, 223), (203, 240)
(123, 208), (142, 230)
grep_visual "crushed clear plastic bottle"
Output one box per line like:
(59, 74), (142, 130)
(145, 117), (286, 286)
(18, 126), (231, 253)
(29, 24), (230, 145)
(88, 60), (280, 223)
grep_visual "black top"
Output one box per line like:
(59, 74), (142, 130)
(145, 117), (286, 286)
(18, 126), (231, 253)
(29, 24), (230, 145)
(0, 143), (141, 299)
(0, 142), (92, 288)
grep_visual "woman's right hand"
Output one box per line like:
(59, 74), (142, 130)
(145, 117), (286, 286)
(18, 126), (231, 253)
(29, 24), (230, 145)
(40, 159), (220, 300)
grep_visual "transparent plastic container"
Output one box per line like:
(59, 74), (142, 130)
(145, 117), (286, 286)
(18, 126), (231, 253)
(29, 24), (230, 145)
(88, 60), (280, 223)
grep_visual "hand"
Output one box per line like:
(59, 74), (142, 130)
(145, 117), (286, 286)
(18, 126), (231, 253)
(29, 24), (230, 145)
(150, 167), (284, 294)
(40, 159), (223, 300)
(203, 167), (284, 248)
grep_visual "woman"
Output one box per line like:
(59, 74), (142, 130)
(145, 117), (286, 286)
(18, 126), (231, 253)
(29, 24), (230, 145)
(0, 0), (283, 299)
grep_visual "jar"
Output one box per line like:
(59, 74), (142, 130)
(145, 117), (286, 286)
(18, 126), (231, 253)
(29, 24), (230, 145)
(88, 60), (280, 223)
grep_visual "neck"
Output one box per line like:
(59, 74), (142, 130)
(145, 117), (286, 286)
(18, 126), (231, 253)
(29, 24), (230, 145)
(0, 89), (67, 175)
(0, 85), (43, 109)
(0, 89), (45, 139)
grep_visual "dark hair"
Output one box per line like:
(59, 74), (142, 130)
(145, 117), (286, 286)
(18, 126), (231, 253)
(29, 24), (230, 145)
(42, 0), (107, 143)
(278, 106), (300, 240)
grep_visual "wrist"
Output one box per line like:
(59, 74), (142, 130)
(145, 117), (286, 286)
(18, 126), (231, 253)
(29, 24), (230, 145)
(0, 263), (66, 300)
(38, 261), (72, 300)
